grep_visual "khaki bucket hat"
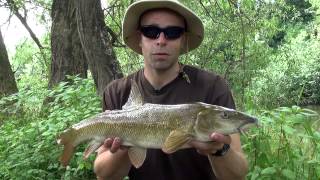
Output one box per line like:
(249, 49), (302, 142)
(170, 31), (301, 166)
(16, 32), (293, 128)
(122, 0), (204, 55)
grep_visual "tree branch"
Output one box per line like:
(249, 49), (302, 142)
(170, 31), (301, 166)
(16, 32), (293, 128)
(6, 0), (44, 51)
(103, 2), (125, 47)
(199, 0), (230, 29)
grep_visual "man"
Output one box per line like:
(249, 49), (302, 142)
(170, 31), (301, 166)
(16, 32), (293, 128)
(94, 0), (248, 179)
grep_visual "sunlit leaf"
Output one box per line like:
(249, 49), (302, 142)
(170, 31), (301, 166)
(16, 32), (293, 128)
(261, 166), (277, 175)
(281, 169), (295, 179)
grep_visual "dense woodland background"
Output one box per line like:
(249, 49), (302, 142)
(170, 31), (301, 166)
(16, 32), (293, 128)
(0, 0), (320, 179)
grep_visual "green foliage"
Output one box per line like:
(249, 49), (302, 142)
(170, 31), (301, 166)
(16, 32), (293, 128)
(10, 33), (51, 95)
(284, 0), (315, 23)
(6, 0), (52, 28)
(243, 106), (320, 180)
(12, 40), (44, 81)
(245, 25), (320, 108)
(0, 76), (100, 179)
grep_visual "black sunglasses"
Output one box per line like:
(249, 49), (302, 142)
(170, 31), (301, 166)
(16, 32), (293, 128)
(139, 25), (185, 40)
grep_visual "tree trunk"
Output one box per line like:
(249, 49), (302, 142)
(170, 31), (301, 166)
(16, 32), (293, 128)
(48, 0), (88, 88)
(49, 0), (123, 96)
(0, 28), (18, 97)
(76, 0), (123, 96)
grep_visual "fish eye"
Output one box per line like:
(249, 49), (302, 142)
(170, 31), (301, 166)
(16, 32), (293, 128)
(221, 112), (229, 119)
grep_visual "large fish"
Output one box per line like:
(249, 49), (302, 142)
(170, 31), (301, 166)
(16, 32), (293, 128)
(57, 81), (258, 168)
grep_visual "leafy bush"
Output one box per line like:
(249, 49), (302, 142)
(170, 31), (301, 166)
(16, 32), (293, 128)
(0, 76), (100, 179)
(243, 106), (320, 180)
(245, 26), (320, 109)
(10, 35), (51, 84)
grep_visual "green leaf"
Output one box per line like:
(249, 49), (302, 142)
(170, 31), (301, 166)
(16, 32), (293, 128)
(261, 167), (277, 175)
(307, 159), (320, 165)
(281, 169), (295, 179)
(283, 126), (295, 134)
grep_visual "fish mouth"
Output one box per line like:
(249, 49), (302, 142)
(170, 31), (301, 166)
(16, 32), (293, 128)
(238, 117), (259, 133)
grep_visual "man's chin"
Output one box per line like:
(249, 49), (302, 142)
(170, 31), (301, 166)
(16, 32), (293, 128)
(152, 63), (172, 71)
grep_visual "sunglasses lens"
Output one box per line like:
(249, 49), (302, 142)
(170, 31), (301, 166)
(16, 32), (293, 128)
(140, 26), (185, 40)
(140, 26), (161, 39)
(164, 27), (185, 39)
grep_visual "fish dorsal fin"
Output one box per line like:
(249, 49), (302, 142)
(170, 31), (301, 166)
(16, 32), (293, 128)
(83, 139), (103, 159)
(162, 130), (192, 154)
(128, 147), (147, 168)
(122, 80), (144, 109)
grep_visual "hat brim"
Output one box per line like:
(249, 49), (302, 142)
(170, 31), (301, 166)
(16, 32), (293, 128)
(122, 0), (204, 55)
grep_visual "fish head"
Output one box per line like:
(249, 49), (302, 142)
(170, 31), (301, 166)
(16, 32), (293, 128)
(194, 103), (258, 140)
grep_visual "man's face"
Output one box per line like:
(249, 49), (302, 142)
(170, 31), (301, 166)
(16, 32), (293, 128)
(139, 9), (185, 72)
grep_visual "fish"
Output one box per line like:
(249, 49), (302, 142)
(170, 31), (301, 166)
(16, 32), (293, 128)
(57, 80), (258, 168)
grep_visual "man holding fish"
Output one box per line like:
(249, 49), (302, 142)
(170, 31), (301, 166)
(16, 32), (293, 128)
(92, 0), (250, 179)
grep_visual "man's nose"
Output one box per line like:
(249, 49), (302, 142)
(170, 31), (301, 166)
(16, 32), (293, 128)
(156, 32), (167, 46)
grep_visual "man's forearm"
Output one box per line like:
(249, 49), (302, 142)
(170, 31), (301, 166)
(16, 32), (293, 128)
(209, 148), (248, 180)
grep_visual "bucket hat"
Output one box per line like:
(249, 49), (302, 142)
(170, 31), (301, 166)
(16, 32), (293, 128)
(122, 0), (204, 54)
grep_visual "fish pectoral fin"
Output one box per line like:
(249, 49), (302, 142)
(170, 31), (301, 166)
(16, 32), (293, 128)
(83, 140), (103, 159)
(195, 109), (213, 134)
(128, 147), (147, 168)
(162, 130), (192, 154)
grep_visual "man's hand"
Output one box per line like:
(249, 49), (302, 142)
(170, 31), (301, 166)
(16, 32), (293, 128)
(189, 133), (248, 179)
(94, 137), (131, 179)
(97, 137), (129, 155)
(188, 133), (231, 155)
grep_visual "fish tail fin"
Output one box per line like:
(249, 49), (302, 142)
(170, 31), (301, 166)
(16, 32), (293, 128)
(57, 128), (77, 166)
